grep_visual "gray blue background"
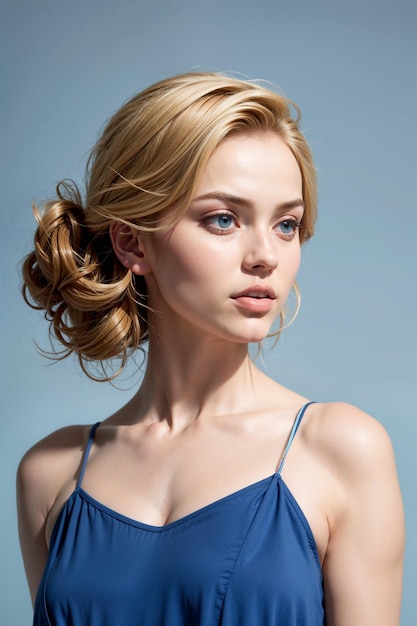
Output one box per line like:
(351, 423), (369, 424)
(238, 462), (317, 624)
(1, 0), (416, 623)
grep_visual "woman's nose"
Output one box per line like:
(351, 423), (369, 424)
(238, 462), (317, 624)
(242, 229), (278, 274)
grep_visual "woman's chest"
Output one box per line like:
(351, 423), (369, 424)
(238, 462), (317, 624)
(38, 476), (324, 626)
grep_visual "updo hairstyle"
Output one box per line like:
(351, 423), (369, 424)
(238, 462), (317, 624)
(22, 72), (317, 380)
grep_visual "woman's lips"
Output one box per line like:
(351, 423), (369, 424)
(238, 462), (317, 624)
(231, 291), (276, 312)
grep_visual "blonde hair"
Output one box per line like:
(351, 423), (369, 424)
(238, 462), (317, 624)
(22, 72), (317, 380)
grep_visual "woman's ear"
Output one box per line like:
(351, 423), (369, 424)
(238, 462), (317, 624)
(109, 221), (152, 275)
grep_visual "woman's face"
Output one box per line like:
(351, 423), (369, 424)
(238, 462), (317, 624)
(144, 131), (304, 344)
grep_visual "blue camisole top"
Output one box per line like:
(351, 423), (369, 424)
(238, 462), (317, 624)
(33, 402), (325, 625)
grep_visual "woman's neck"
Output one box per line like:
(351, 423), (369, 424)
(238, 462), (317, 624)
(134, 333), (264, 432)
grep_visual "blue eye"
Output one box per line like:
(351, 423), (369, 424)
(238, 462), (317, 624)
(278, 219), (299, 237)
(203, 212), (236, 233)
(213, 214), (234, 229)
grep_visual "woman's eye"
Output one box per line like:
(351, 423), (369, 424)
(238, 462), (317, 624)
(277, 219), (300, 238)
(203, 212), (237, 233)
(215, 214), (234, 229)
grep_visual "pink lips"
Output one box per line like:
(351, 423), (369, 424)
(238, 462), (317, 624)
(231, 286), (276, 313)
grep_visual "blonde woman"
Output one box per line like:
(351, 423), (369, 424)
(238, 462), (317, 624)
(17, 72), (404, 625)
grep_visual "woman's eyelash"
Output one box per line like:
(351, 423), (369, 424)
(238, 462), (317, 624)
(278, 218), (302, 230)
(202, 213), (302, 237)
(272, 218), (301, 240)
(202, 212), (237, 232)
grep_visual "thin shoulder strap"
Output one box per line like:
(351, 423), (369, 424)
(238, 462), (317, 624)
(77, 422), (101, 489)
(277, 402), (316, 475)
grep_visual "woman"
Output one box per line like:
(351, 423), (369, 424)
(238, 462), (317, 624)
(17, 72), (404, 625)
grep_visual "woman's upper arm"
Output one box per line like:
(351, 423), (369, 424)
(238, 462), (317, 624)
(16, 445), (52, 605)
(322, 407), (404, 626)
(16, 426), (87, 605)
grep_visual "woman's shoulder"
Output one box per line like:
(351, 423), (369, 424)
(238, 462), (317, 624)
(17, 424), (93, 505)
(303, 401), (397, 482)
(259, 378), (395, 471)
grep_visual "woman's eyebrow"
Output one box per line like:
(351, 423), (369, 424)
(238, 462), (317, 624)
(193, 191), (304, 212)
